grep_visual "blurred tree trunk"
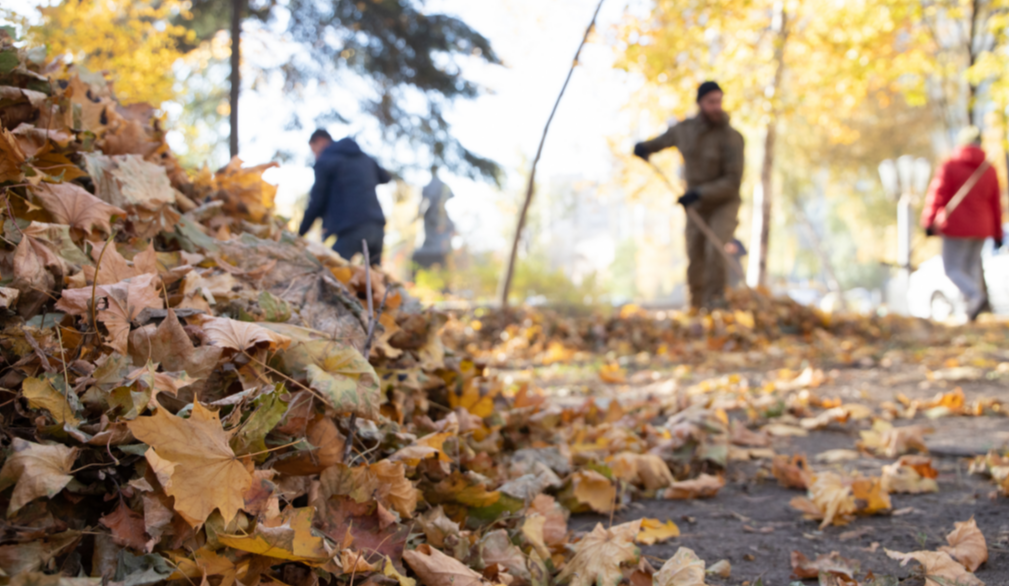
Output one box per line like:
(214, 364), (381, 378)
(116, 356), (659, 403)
(752, 3), (788, 288)
(229, 0), (242, 158)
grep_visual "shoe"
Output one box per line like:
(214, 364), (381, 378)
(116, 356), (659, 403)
(967, 296), (987, 322)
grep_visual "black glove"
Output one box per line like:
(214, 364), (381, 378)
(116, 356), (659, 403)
(678, 190), (701, 208)
(633, 143), (650, 161)
(925, 225), (936, 237)
(995, 238), (1003, 250)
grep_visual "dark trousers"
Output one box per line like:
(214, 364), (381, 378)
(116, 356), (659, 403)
(685, 200), (739, 309)
(333, 222), (385, 266)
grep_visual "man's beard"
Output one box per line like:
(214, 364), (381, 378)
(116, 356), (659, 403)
(702, 110), (726, 124)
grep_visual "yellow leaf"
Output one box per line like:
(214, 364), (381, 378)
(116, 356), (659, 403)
(22, 377), (81, 427)
(383, 556), (417, 586)
(448, 378), (497, 418)
(128, 402), (252, 524)
(390, 432), (454, 467)
(522, 515), (550, 558)
(219, 507), (330, 564)
(599, 363), (627, 384)
(851, 477), (892, 515)
(636, 518), (681, 545)
(571, 470), (616, 513)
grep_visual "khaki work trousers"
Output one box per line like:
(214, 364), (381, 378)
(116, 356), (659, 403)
(685, 200), (740, 309)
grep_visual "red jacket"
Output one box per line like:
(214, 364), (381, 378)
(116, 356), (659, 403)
(921, 145), (1003, 241)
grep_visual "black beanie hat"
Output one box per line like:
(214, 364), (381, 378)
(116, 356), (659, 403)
(696, 81), (723, 102)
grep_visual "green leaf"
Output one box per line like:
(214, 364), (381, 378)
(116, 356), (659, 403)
(467, 493), (524, 526)
(258, 290), (292, 322)
(231, 387), (288, 459)
(174, 215), (220, 253)
(0, 50), (19, 74)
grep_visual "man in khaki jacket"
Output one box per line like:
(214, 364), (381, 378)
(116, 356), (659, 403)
(634, 81), (745, 310)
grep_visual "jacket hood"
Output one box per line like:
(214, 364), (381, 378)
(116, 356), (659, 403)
(952, 144), (986, 166)
(326, 137), (364, 157)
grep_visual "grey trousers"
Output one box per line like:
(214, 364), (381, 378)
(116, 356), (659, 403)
(942, 236), (985, 308)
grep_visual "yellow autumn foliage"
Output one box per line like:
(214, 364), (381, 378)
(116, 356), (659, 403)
(29, 0), (194, 105)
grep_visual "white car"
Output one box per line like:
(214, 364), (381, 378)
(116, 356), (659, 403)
(908, 226), (1009, 320)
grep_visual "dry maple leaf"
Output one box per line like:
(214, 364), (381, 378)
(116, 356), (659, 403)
(479, 529), (529, 581)
(197, 315), (291, 352)
(636, 518), (680, 545)
(772, 454), (813, 490)
(12, 234), (61, 317)
(82, 241), (155, 285)
(128, 402), (252, 525)
(31, 182), (125, 235)
(403, 543), (487, 586)
(886, 549), (984, 586)
(125, 363), (194, 409)
(881, 455), (939, 494)
(0, 438), (78, 516)
(663, 474), (725, 499)
(22, 377), (81, 427)
(219, 507), (330, 564)
(557, 520), (641, 586)
(653, 547), (706, 586)
(521, 515), (550, 559)
(278, 341), (383, 419)
(57, 273), (163, 354)
(370, 460), (420, 519)
(569, 469), (616, 513)
(128, 309), (223, 381)
(319, 460), (420, 519)
(610, 452), (675, 490)
(0, 127), (26, 182)
(529, 493), (568, 545)
(859, 421), (932, 458)
(729, 421), (770, 447)
(418, 506), (462, 550)
(272, 415), (345, 475)
(790, 551), (859, 580)
(939, 517), (988, 572)
(792, 472), (856, 529)
(850, 476), (892, 516)
(100, 499), (149, 552)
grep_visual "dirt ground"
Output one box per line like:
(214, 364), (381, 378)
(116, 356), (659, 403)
(526, 355), (1009, 585)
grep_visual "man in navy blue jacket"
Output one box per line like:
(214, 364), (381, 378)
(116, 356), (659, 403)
(299, 130), (392, 265)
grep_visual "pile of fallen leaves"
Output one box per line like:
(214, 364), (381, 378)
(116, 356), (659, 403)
(440, 289), (945, 368)
(0, 32), (764, 586)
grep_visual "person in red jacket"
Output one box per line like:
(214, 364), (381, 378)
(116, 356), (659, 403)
(921, 127), (1003, 321)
